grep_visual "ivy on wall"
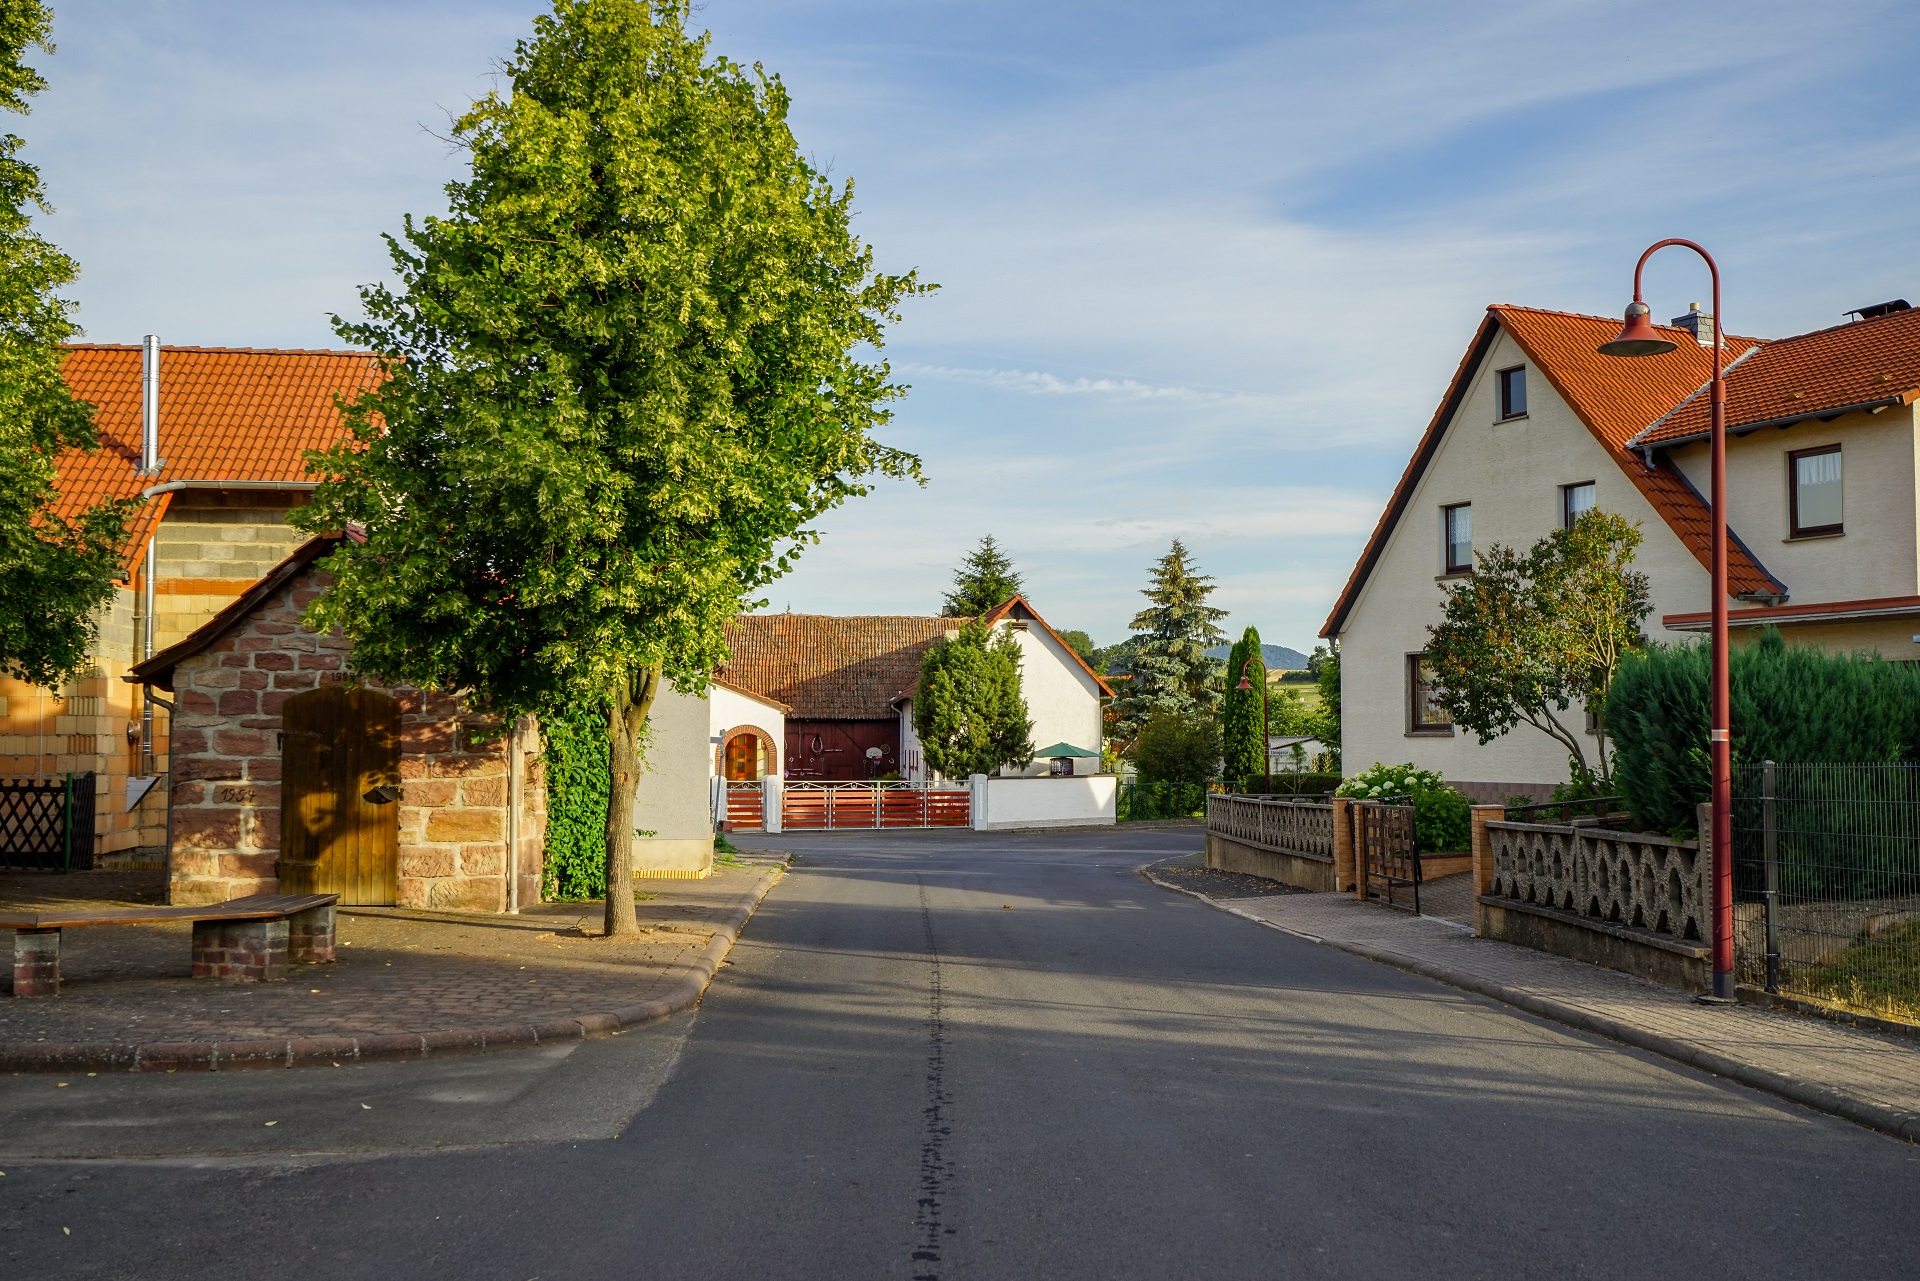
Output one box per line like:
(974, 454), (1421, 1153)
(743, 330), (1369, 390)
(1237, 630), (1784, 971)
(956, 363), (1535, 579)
(541, 702), (611, 900)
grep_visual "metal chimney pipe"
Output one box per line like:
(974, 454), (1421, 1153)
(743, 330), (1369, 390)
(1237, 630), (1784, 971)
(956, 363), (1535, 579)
(140, 334), (161, 474)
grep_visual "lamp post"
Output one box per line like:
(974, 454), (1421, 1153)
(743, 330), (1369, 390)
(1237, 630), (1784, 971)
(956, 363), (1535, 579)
(1235, 657), (1272, 795)
(1597, 238), (1734, 1001)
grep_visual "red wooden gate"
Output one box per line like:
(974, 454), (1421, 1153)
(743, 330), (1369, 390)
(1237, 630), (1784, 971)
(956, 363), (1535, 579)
(780, 782), (971, 830)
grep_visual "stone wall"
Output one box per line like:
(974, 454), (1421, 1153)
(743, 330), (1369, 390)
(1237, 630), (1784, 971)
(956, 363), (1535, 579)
(167, 563), (545, 910)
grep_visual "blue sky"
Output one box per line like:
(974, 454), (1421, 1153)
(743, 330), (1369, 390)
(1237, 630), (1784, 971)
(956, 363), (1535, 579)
(28, 1), (1920, 651)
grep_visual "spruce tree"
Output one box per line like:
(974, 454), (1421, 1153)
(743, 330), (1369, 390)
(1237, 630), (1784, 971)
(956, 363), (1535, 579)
(1221, 625), (1266, 781)
(0, 2), (130, 688)
(1114, 538), (1227, 747)
(940, 534), (1023, 617)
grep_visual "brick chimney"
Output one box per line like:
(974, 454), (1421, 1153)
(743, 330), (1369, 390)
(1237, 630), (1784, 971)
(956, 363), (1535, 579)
(1671, 301), (1715, 348)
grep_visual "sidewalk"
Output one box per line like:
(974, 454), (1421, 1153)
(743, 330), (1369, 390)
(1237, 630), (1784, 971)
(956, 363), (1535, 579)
(1145, 858), (1920, 1144)
(0, 861), (782, 1072)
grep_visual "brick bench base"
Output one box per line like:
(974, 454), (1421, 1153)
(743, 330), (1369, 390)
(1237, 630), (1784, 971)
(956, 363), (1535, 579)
(191, 918), (290, 981)
(12, 929), (60, 998)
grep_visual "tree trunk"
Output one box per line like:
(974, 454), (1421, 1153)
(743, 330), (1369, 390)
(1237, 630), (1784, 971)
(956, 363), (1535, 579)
(603, 665), (662, 938)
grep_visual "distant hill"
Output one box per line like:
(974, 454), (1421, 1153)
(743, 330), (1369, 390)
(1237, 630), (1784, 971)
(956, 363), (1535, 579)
(1205, 642), (1311, 671)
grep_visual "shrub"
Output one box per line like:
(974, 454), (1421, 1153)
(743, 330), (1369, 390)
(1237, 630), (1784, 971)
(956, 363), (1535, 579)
(1132, 711), (1222, 785)
(1607, 628), (1920, 833)
(541, 701), (611, 900)
(1336, 762), (1470, 852)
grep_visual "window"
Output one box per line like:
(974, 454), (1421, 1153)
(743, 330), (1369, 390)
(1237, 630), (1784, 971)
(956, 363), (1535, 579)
(1407, 654), (1451, 734)
(1790, 446), (1843, 537)
(1443, 503), (1472, 574)
(1561, 481), (1596, 530)
(1497, 366), (1528, 420)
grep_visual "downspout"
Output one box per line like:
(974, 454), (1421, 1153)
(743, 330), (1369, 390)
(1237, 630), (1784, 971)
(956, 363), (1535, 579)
(140, 539), (156, 776)
(506, 717), (523, 913)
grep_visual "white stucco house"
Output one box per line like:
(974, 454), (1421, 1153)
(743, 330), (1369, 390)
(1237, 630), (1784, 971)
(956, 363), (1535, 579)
(1323, 298), (1920, 800)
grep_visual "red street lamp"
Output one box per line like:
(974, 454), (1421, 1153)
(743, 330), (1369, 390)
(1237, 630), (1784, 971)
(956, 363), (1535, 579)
(1235, 657), (1272, 795)
(1598, 238), (1734, 1002)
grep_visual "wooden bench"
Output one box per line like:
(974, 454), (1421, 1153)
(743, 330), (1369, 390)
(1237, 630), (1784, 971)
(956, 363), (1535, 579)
(1, 893), (338, 997)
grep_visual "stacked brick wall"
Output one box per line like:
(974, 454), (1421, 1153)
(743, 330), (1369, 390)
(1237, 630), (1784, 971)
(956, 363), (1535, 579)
(167, 563), (545, 910)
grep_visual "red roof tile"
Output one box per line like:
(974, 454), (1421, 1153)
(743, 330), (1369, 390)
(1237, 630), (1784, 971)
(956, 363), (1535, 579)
(1640, 305), (1920, 445)
(720, 597), (1114, 720)
(52, 344), (384, 570)
(1321, 306), (1782, 638)
(721, 615), (959, 720)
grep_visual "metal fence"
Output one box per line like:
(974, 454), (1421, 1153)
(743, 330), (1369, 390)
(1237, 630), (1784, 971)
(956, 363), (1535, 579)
(1733, 762), (1920, 1022)
(1120, 776), (1338, 822)
(0, 773), (97, 872)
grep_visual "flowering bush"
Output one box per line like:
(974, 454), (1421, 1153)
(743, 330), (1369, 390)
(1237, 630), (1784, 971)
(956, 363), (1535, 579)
(1336, 762), (1470, 852)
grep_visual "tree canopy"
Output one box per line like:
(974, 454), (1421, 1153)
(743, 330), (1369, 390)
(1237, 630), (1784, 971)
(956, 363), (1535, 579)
(911, 618), (1033, 779)
(1112, 539), (1227, 748)
(1425, 510), (1650, 785)
(0, 0), (128, 688)
(941, 534), (1023, 617)
(295, 0), (927, 933)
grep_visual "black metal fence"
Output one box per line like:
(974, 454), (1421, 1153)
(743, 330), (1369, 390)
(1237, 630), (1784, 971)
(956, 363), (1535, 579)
(1118, 774), (1340, 822)
(1732, 762), (1920, 1022)
(0, 773), (97, 872)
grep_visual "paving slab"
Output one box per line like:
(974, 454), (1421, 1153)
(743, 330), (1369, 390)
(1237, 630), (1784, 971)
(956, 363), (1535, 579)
(1146, 858), (1920, 1144)
(0, 862), (782, 1071)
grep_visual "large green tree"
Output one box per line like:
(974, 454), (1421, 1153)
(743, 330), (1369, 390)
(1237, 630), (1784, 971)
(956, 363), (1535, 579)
(941, 534), (1023, 617)
(911, 617), (1033, 779)
(295, 0), (927, 935)
(1112, 539), (1227, 748)
(0, 1), (127, 688)
(1221, 625), (1266, 780)
(1425, 510), (1650, 785)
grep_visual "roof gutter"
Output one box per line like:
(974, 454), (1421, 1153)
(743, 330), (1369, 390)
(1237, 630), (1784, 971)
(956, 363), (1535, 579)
(1637, 393), (1906, 454)
(140, 479), (322, 499)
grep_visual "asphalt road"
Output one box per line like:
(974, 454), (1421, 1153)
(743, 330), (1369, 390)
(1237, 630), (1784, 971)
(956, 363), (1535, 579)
(5, 827), (1920, 1279)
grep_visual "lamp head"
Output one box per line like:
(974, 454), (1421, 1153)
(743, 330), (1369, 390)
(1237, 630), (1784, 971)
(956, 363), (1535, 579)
(1236, 674), (1253, 692)
(1597, 301), (1678, 358)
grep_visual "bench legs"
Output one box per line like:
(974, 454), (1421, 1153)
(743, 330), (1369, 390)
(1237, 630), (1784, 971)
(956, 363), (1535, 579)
(288, 903), (335, 964)
(192, 918), (289, 982)
(12, 928), (60, 997)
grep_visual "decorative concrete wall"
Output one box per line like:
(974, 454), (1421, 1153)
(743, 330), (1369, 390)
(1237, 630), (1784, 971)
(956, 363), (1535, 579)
(1204, 795), (1340, 892)
(166, 563), (546, 909)
(1474, 807), (1711, 991)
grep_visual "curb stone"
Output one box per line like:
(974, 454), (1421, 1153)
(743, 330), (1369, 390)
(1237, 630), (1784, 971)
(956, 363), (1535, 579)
(1141, 865), (1920, 1147)
(0, 869), (781, 1075)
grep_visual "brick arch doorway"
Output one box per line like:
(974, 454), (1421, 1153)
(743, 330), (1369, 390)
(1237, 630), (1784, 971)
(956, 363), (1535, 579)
(279, 685), (401, 905)
(719, 726), (778, 780)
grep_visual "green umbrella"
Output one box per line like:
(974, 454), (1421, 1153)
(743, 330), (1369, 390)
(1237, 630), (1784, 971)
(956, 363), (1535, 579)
(1032, 742), (1100, 758)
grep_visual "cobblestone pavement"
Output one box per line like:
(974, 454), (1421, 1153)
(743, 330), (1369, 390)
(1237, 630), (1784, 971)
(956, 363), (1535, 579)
(0, 864), (780, 1046)
(1157, 875), (1920, 1135)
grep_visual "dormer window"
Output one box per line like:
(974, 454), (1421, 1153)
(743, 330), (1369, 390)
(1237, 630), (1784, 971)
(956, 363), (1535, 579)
(1497, 366), (1528, 420)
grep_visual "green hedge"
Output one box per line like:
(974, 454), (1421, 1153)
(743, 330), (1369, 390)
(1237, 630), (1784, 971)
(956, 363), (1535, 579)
(1608, 628), (1920, 834)
(1218, 774), (1342, 797)
(1117, 781), (1208, 821)
(540, 702), (610, 900)
(1335, 762), (1470, 852)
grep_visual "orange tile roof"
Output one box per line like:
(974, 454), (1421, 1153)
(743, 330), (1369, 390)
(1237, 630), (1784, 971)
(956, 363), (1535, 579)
(52, 344), (384, 572)
(1639, 304), (1920, 445)
(721, 615), (959, 720)
(721, 597), (1114, 720)
(1321, 306), (1782, 638)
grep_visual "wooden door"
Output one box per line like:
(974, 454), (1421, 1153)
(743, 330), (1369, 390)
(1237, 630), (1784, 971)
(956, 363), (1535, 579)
(279, 686), (400, 905)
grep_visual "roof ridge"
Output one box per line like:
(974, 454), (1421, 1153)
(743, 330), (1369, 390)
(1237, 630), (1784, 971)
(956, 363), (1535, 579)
(1488, 303), (1769, 347)
(1624, 344), (1766, 452)
(61, 343), (379, 358)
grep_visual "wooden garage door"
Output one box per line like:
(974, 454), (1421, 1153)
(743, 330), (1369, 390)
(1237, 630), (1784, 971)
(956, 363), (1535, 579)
(279, 686), (400, 905)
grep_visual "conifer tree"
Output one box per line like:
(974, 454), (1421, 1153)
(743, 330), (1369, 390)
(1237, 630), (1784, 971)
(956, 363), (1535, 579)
(1113, 538), (1227, 747)
(940, 534), (1023, 617)
(1221, 625), (1266, 780)
(912, 617), (1034, 778)
(0, 1), (129, 687)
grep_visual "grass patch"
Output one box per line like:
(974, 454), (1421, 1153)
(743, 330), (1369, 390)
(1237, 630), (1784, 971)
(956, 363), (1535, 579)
(1797, 916), (1920, 1025)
